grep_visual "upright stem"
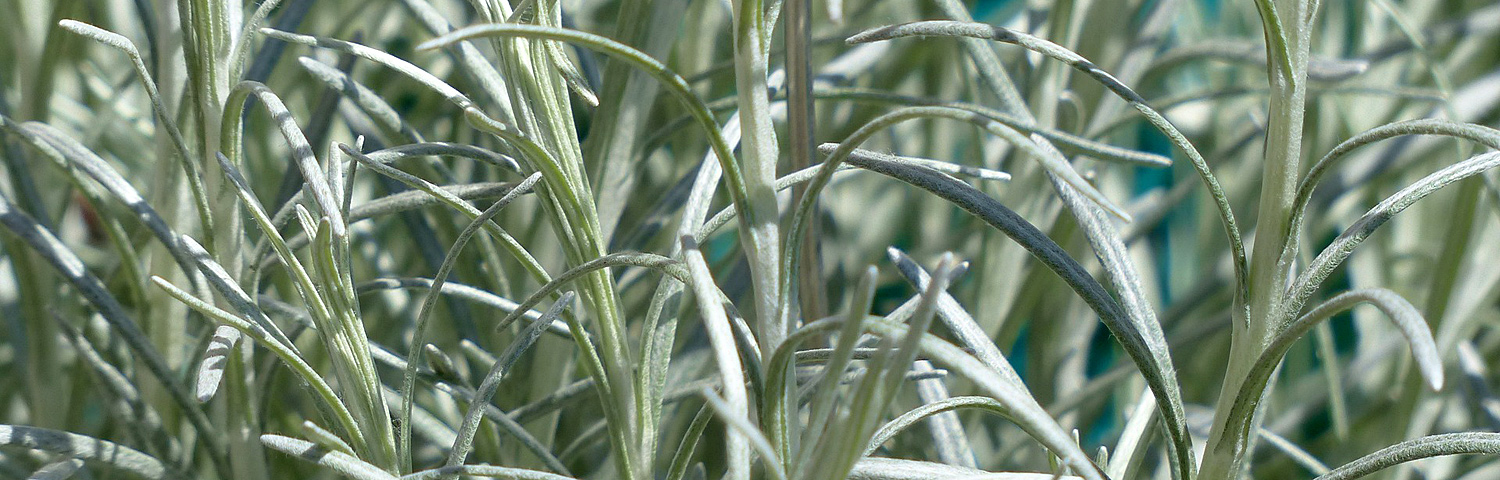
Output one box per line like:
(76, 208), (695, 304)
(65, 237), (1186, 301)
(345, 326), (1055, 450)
(1199, 1), (1311, 478)
(731, 0), (784, 359)
(1247, 24), (1309, 357)
(468, 2), (640, 477)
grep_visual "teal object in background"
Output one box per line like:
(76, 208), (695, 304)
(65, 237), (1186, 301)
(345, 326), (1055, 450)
(972, 0), (1020, 22)
(1198, 0), (1221, 20)
(1135, 125), (1177, 304)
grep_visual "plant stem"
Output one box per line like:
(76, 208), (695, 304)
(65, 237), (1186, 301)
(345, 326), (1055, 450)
(732, 0), (785, 360)
(1201, 1), (1312, 478)
(460, 3), (642, 476)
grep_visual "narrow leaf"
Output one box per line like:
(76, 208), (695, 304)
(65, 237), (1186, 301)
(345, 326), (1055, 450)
(400, 171), (541, 464)
(1284, 151), (1500, 324)
(194, 325), (242, 402)
(446, 292), (575, 470)
(1315, 433), (1500, 480)
(0, 425), (175, 479)
(848, 20), (1247, 314)
(681, 235), (751, 480)
(261, 434), (397, 480)
(28, 458), (85, 480)
(0, 193), (223, 458)
(850, 457), (1083, 480)
(1217, 288), (1443, 458)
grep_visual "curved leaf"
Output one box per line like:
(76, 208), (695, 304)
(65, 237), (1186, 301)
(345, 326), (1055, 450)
(1217, 288), (1442, 458)
(400, 171), (540, 462)
(850, 457), (1083, 480)
(401, 465), (575, 480)
(864, 396), (1011, 457)
(446, 292), (575, 470)
(0, 425), (176, 480)
(261, 434), (396, 480)
(681, 236), (751, 480)
(1315, 433), (1500, 480)
(194, 325), (242, 402)
(1, 120), (208, 295)
(1282, 151), (1500, 324)
(697, 146), (1008, 243)
(1286, 119), (1500, 270)
(0, 194), (224, 460)
(152, 276), (364, 445)
(221, 81), (344, 236)
(356, 278), (572, 337)
(415, 23), (754, 232)
(28, 458), (85, 480)
(848, 20), (1247, 323)
(57, 20), (214, 249)
(810, 87), (1171, 167)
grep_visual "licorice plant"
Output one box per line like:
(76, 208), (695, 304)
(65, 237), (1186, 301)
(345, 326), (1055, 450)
(1, 0), (1499, 479)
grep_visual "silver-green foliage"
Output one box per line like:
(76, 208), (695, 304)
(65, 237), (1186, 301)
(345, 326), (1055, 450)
(1, 0), (1498, 479)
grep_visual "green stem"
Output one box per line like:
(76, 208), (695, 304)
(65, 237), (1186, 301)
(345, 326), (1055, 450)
(732, 0), (785, 360)
(1200, 1), (1312, 478)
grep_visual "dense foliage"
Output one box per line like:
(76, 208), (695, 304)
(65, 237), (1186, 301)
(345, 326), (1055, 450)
(1, 0), (1499, 478)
